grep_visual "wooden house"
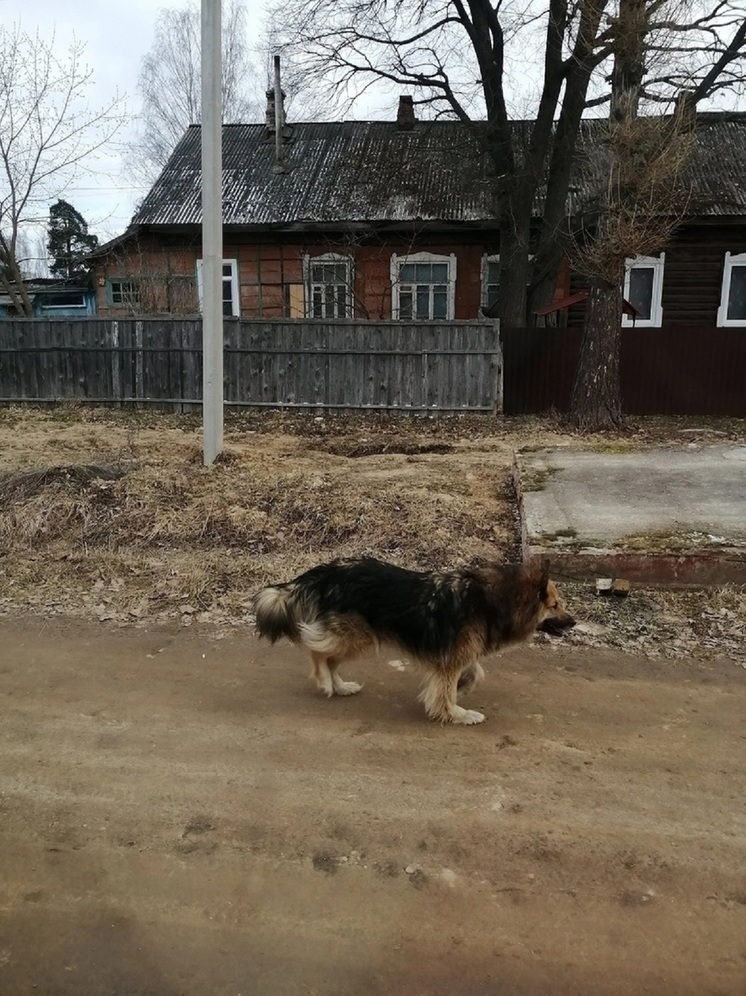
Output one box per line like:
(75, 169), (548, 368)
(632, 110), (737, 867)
(88, 98), (746, 330)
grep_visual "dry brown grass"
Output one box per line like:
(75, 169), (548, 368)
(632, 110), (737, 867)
(0, 405), (744, 637)
(0, 406), (522, 622)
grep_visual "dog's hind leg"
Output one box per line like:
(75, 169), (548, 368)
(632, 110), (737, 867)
(310, 653), (362, 697)
(310, 652), (334, 697)
(419, 667), (485, 725)
(328, 659), (363, 696)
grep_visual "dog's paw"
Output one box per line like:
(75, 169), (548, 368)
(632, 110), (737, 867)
(334, 680), (363, 696)
(453, 708), (486, 725)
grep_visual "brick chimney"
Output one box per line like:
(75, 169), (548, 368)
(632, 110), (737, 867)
(396, 95), (416, 131)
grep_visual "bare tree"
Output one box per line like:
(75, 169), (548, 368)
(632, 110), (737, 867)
(128, 0), (260, 185)
(268, 0), (614, 328)
(0, 25), (123, 316)
(569, 4), (746, 428)
(268, 0), (746, 341)
(14, 228), (50, 280)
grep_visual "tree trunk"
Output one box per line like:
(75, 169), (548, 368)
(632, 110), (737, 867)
(569, 274), (624, 429)
(0, 249), (34, 316)
(568, 0), (646, 431)
(496, 184), (534, 327)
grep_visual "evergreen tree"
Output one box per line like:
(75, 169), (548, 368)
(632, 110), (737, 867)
(47, 200), (99, 280)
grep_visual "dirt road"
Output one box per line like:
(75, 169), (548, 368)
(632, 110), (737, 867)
(0, 615), (744, 995)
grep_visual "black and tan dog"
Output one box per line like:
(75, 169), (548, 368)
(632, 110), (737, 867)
(254, 557), (575, 725)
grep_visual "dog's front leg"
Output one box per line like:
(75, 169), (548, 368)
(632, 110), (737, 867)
(419, 668), (486, 725)
(456, 661), (485, 698)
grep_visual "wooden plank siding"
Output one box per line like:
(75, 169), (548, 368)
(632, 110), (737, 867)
(565, 224), (746, 328)
(0, 318), (501, 413)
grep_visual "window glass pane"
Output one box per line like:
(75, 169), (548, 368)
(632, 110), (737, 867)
(47, 293), (85, 307)
(312, 287), (323, 318)
(430, 263), (449, 282)
(487, 260), (500, 285)
(222, 277), (235, 315)
(726, 265), (746, 320)
(432, 288), (447, 319)
(628, 267), (654, 321)
(399, 290), (413, 319)
(222, 264), (232, 277)
(415, 286), (430, 319)
(399, 263), (416, 282)
(413, 264), (431, 283)
(335, 285), (347, 314)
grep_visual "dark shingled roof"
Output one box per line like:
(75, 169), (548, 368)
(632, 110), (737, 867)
(130, 112), (746, 231)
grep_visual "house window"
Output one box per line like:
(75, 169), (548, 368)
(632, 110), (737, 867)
(716, 252), (746, 327)
(196, 259), (240, 316)
(108, 280), (141, 309)
(44, 293), (86, 309)
(622, 254), (665, 327)
(304, 254), (353, 318)
(391, 252), (456, 320)
(480, 254), (534, 314)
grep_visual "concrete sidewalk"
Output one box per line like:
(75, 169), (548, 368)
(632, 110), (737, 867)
(514, 445), (746, 585)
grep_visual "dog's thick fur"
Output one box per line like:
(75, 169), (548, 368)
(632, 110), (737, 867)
(254, 557), (575, 725)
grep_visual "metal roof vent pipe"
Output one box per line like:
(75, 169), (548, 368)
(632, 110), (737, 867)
(266, 54), (287, 173)
(396, 95), (416, 131)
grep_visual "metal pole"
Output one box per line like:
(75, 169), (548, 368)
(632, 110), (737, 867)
(201, 0), (223, 465)
(274, 55), (283, 170)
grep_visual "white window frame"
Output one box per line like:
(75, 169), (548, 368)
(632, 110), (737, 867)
(480, 254), (534, 313)
(716, 251), (746, 327)
(196, 258), (240, 317)
(390, 251), (456, 320)
(622, 254), (665, 328)
(108, 279), (141, 309)
(303, 253), (354, 318)
(481, 254), (500, 313)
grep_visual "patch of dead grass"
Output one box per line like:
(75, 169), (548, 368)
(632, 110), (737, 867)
(0, 409), (518, 620)
(0, 406), (744, 645)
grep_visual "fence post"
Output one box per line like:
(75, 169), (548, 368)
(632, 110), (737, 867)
(493, 319), (503, 415)
(111, 321), (121, 406)
(135, 320), (144, 405)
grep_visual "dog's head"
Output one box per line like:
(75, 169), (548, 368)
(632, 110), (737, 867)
(534, 560), (576, 636)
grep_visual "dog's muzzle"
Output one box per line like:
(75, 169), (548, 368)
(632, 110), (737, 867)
(538, 615), (576, 636)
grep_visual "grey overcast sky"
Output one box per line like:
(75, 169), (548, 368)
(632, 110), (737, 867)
(3, 0), (273, 241)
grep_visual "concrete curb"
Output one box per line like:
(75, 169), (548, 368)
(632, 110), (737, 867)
(513, 450), (746, 587)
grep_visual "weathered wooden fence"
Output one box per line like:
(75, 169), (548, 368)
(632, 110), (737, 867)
(0, 318), (502, 413)
(3, 318), (741, 416)
(502, 325), (746, 417)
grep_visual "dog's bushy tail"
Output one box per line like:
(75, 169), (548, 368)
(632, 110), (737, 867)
(254, 585), (300, 643)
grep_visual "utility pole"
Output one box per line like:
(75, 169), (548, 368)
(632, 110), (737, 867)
(201, 0), (223, 465)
